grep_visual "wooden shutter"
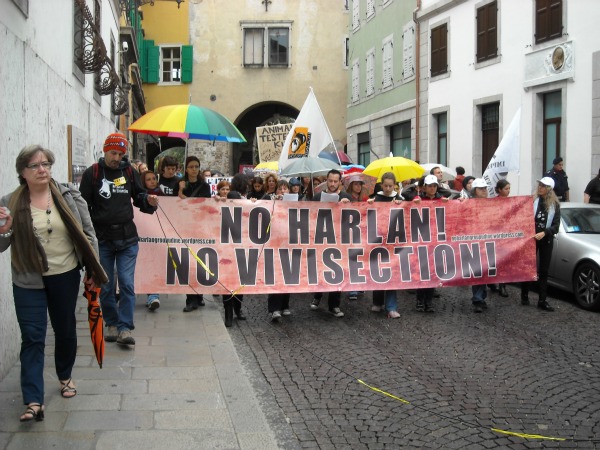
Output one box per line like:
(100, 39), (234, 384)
(382, 39), (393, 88)
(431, 24), (447, 77)
(476, 2), (497, 62)
(181, 45), (193, 83)
(535, 0), (562, 44)
(366, 50), (375, 96)
(146, 44), (159, 83)
(403, 23), (414, 80)
(352, 60), (360, 103)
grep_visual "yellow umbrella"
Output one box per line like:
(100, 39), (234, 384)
(254, 161), (279, 172)
(363, 156), (425, 182)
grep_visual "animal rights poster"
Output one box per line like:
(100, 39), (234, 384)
(134, 197), (537, 295)
(256, 124), (293, 163)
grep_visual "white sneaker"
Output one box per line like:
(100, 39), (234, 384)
(271, 311), (281, 321)
(105, 326), (118, 342)
(310, 299), (320, 310)
(371, 305), (382, 312)
(148, 298), (160, 311)
(329, 308), (344, 318)
(282, 309), (291, 316)
(387, 310), (401, 319)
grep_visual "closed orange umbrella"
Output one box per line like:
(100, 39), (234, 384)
(84, 284), (104, 368)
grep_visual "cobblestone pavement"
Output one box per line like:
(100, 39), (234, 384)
(228, 285), (600, 449)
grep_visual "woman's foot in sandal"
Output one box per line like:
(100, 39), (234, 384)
(60, 378), (77, 398)
(20, 403), (44, 422)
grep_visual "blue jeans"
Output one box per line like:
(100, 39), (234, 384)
(385, 290), (398, 312)
(99, 240), (139, 332)
(13, 267), (80, 405)
(472, 284), (488, 303)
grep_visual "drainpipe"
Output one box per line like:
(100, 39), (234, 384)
(413, 0), (422, 162)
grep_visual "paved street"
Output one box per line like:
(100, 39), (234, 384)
(229, 285), (600, 449)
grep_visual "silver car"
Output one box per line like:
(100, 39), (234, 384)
(548, 203), (600, 310)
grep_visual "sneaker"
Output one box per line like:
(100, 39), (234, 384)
(148, 298), (160, 311)
(329, 307), (344, 318)
(105, 326), (118, 343)
(424, 305), (435, 313)
(370, 305), (382, 312)
(473, 303), (483, 313)
(271, 311), (281, 321)
(348, 293), (358, 301)
(537, 301), (555, 312)
(117, 329), (135, 345)
(387, 310), (400, 319)
(416, 302), (425, 312)
(310, 298), (321, 310)
(282, 309), (291, 316)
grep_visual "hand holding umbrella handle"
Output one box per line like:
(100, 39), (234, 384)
(83, 273), (97, 290)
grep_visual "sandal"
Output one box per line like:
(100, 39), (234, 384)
(20, 403), (44, 422)
(60, 378), (77, 398)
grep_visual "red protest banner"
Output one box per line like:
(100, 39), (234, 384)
(134, 196), (537, 295)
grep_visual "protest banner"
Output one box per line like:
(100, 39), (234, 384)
(135, 196), (536, 295)
(256, 124), (293, 163)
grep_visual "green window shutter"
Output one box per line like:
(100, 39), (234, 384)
(181, 45), (193, 83)
(146, 43), (159, 84)
(140, 39), (152, 81)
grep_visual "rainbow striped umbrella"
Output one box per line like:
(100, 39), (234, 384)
(129, 104), (246, 143)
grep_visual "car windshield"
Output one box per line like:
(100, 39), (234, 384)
(561, 208), (600, 234)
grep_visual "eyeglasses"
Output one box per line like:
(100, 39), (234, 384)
(26, 162), (53, 170)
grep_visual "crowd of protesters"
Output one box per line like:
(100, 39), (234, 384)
(6, 132), (597, 423)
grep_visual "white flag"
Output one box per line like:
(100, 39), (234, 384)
(482, 107), (521, 198)
(278, 89), (335, 170)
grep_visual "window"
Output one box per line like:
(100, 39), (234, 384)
(242, 24), (291, 67)
(366, 49), (375, 97)
(543, 91), (561, 172)
(343, 37), (349, 68)
(535, 0), (562, 44)
(481, 103), (499, 169)
(93, 0), (101, 100)
(352, 0), (360, 31)
(366, 0), (375, 19)
(161, 46), (181, 83)
(73, 0), (85, 82)
(352, 60), (360, 103)
(476, 1), (497, 62)
(358, 132), (371, 167)
(382, 36), (393, 89)
(431, 23), (447, 77)
(391, 122), (411, 158)
(436, 113), (448, 166)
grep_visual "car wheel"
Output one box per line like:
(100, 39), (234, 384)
(573, 262), (600, 311)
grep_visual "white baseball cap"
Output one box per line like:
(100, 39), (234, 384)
(423, 174), (438, 185)
(537, 177), (555, 189)
(472, 178), (488, 189)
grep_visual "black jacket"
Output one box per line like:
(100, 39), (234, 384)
(80, 157), (156, 240)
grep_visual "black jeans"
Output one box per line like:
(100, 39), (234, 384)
(521, 238), (553, 302)
(313, 292), (341, 310)
(268, 293), (290, 313)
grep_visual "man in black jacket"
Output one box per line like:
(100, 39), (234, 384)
(544, 157), (569, 202)
(80, 133), (159, 346)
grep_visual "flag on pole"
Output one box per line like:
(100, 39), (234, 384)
(278, 88), (336, 171)
(482, 107), (521, 198)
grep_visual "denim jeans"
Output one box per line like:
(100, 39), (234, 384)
(13, 267), (80, 405)
(384, 290), (398, 312)
(472, 284), (488, 303)
(99, 240), (139, 332)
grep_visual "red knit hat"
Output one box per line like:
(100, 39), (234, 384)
(103, 133), (128, 153)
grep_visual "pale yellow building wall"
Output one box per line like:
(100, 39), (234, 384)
(141, 2), (190, 110)
(188, 0), (349, 141)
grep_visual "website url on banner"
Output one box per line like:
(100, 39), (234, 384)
(139, 237), (216, 245)
(451, 232), (525, 242)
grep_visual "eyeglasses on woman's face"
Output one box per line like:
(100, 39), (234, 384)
(26, 162), (53, 171)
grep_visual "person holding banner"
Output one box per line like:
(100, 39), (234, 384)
(367, 172), (403, 318)
(248, 176), (265, 200)
(413, 175), (449, 312)
(264, 173), (278, 198)
(310, 169), (351, 318)
(469, 179), (492, 313)
(178, 156), (212, 312)
(215, 173), (249, 326)
(493, 180), (511, 298)
(520, 177), (560, 312)
(217, 180), (231, 198)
